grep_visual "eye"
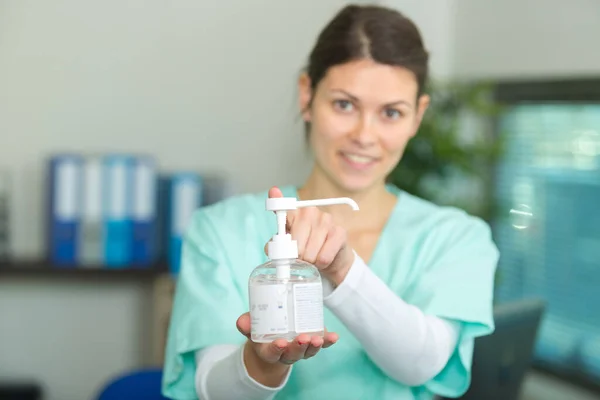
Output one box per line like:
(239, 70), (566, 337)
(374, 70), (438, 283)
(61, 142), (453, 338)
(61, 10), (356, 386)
(333, 99), (354, 113)
(383, 108), (402, 120)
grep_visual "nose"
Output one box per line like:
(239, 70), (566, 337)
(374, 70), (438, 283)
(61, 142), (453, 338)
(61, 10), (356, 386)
(349, 113), (377, 147)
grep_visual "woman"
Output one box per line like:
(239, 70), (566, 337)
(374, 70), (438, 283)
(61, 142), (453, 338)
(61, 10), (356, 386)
(162, 4), (499, 400)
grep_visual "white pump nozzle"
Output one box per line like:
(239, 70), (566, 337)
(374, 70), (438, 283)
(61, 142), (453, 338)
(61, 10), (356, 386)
(265, 197), (359, 212)
(266, 197), (360, 264)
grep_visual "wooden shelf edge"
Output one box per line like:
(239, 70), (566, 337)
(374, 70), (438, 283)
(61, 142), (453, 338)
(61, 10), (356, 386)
(0, 259), (170, 279)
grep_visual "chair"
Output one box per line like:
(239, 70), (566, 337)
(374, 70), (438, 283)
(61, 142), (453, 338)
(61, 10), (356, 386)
(440, 298), (546, 399)
(95, 368), (169, 400)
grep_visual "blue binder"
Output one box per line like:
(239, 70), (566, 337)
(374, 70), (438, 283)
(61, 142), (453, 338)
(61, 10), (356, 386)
(168, 172), (202, 274)
(47, 154), (83, 266)
(102, 155), (134, 268)
(131, 155), (158, 267)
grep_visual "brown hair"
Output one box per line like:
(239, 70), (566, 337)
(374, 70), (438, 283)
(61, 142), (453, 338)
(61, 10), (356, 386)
(303, 5), (429, 132)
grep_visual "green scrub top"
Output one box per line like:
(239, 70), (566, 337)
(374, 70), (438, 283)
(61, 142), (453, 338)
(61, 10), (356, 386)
(161, 184), (499, 400)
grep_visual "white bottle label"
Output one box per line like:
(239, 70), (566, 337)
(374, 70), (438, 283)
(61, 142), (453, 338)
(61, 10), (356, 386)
(293, 282), (324, 333)
(250, 284), (289, 335)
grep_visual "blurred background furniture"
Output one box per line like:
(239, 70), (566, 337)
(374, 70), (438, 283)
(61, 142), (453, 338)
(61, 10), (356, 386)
(0, 381), (43, 400)
(440, 298), (546, 400)
(95, 368), (168, 400)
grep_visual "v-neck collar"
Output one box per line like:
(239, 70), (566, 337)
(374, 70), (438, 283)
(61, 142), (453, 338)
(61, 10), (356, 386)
(281, 184), (405, 270)
(365, 184), (404, 268)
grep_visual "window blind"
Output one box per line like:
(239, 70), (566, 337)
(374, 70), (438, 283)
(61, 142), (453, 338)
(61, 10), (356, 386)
(493, 103), (600, 380)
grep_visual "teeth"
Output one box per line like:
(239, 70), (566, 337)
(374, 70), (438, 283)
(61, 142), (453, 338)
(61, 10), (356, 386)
(345, 154), (374, 164)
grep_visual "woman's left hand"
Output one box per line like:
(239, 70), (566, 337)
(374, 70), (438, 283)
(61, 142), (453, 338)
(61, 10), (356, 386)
(265, 186), (355, 285)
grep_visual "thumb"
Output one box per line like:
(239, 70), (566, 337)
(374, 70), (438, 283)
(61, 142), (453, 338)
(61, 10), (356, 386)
(268, 186), (283, 199)
(236, 312), (251, 339)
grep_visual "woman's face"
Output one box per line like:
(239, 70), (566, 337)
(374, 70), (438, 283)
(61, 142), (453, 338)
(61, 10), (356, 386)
(299, 59), (429, 194)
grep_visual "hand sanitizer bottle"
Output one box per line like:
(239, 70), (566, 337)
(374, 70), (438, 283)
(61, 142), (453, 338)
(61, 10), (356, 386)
(249, 195), (359, 343)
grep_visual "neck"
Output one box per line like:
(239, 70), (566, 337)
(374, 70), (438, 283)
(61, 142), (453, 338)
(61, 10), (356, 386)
(298, 167), (394, 230)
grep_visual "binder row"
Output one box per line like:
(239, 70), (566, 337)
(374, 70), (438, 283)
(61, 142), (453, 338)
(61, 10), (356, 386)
(47, 153), (205, 274)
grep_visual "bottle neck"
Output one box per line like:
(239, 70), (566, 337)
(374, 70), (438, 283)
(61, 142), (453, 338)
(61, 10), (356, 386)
(272, 258), (296, 266)
(272, 258), (293, 279)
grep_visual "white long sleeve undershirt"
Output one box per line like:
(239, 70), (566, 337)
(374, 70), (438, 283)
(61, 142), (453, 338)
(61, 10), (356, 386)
(194, 254), (460, 400)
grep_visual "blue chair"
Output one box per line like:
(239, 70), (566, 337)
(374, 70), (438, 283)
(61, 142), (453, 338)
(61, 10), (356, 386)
(96, 368), (169, 400)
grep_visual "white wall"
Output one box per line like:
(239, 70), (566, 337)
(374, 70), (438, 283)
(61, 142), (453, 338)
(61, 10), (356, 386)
(382, 0), (600, 80)
(0, 279), (151, 399)
(452, 0), (600, 80)
(0, 1), (370, 399)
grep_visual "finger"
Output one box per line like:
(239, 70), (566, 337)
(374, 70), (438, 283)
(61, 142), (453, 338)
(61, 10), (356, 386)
(257, 339), (289, 363)
(285, 209), (296, 230)
(236, 313), (251, 339)
(322, 331), (339, 349)
(303, 335), (324, 359)
(315, 226), (346, 269)
(290, 210), (314, 257)
(281, 334), (310, 363)
(267, 186), (297, 229)
(303, 213), (332, 264)
(268, 186), (284, 199)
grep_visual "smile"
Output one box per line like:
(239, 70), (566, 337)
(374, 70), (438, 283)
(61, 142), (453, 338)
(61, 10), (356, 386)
(339, 152), (380, 170)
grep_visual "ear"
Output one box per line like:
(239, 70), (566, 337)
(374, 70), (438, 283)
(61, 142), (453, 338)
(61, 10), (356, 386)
(410, 94), (430, 137)
(298, 72), (312, 122)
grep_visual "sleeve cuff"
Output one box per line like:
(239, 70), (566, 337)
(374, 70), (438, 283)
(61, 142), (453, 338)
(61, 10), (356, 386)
(238, 344), (293, 395)
(323, 250), (368, 309)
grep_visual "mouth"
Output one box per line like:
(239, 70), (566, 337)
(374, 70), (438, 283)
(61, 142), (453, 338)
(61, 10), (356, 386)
(339, 151), (380, 170)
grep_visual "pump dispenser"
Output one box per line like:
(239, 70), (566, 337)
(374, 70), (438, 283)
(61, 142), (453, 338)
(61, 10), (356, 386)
(249, 196), (359, 343)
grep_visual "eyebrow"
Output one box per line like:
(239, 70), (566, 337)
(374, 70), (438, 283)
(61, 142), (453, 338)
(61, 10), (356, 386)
(330, 89), (413, 108)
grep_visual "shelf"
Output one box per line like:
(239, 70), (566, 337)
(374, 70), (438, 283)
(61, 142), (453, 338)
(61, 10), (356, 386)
(0, 259), (169, 280)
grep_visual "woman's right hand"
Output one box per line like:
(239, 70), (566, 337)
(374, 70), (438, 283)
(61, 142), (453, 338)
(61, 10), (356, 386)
(236, 312), (338, 387)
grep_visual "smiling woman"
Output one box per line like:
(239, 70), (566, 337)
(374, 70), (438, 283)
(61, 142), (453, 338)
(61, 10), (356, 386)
(162, 4), (499, 400)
